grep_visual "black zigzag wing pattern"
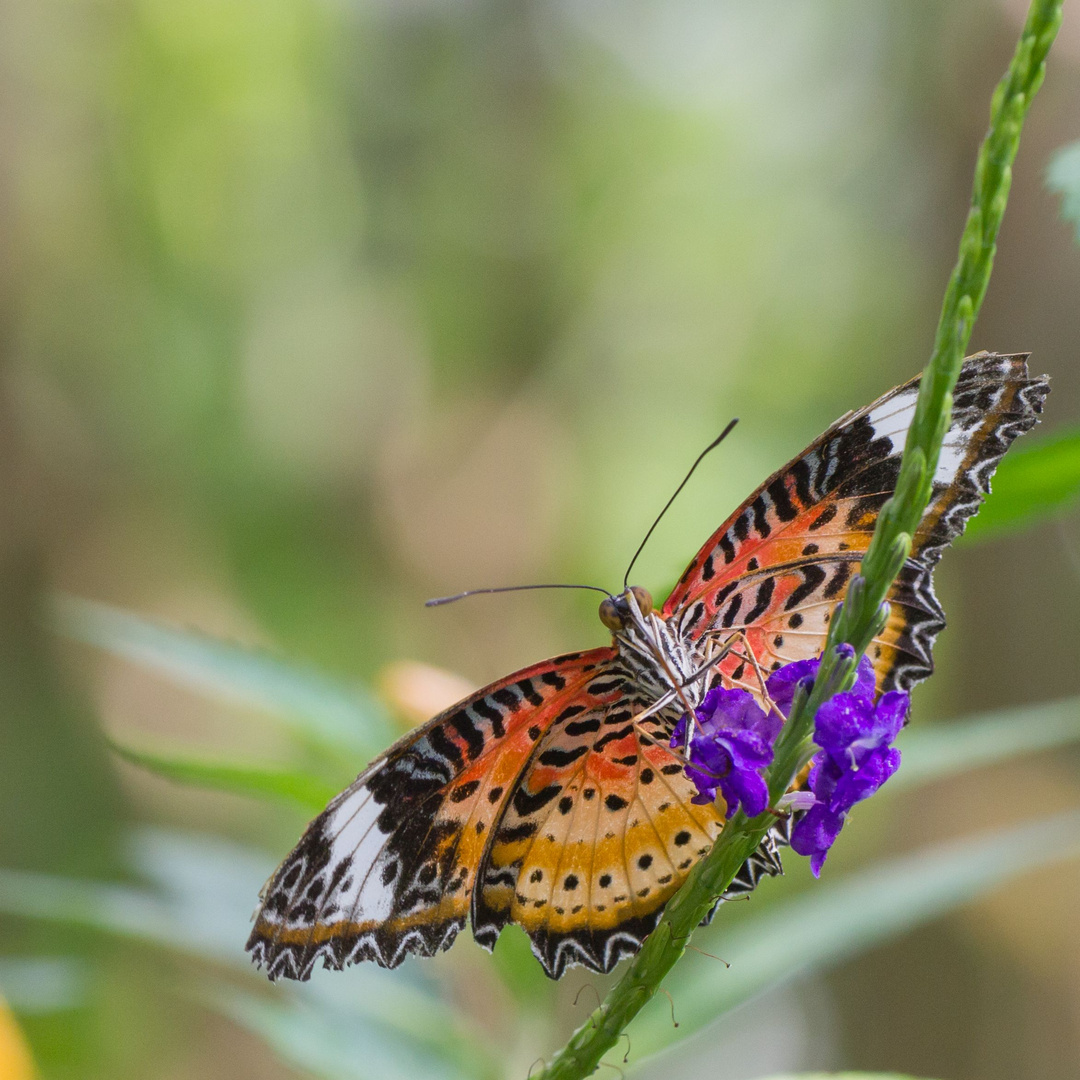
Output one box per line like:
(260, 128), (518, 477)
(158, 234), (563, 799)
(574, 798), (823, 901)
(883, 353), (1048, 690)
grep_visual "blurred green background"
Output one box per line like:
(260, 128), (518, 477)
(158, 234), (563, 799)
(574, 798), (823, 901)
(1, 1), (1080, 1078)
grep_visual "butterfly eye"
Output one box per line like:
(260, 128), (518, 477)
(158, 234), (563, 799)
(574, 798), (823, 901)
(629, 586), (653, 617)
(598, 597), (626, 632)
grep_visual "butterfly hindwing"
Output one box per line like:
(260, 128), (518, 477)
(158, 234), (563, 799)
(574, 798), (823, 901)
(664, 352), (1049, 694)
(246, 647), (614, 980)
(472, 661), (725, 977)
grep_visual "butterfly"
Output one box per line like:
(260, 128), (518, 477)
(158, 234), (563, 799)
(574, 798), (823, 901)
(247, 352), (1048, 982)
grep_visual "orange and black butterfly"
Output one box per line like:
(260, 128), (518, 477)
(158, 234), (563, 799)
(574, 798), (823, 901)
(247, 352), (1047, 981)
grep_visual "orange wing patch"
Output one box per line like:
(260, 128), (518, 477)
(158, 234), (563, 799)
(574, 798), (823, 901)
(473, 677), (725, 977)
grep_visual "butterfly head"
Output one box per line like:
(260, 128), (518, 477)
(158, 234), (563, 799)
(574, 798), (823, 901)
(598, 586), (653, 633)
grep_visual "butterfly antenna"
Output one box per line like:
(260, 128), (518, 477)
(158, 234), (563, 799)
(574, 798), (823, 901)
(622, 418), (739, 590)
(425, 583), (614, 608)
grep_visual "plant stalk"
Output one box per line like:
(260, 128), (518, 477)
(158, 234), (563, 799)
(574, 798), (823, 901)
(532, 4), (1062, 1077)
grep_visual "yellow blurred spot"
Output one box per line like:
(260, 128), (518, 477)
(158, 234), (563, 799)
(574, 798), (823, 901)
(377, 661), (477, 731)
(0, 996), (37, 1080)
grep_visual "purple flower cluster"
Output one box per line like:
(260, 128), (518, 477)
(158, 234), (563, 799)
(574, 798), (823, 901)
(790, 653), (908, 875)
(671, 688), (782, 817)
(670, 645), (908, 871)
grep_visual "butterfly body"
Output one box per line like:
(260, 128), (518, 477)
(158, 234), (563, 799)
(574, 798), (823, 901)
(598, 586), (722, 709)
(247, 353), (1048, 982)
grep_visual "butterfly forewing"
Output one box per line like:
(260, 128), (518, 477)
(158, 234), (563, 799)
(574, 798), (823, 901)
(664, 352), (1049, 694)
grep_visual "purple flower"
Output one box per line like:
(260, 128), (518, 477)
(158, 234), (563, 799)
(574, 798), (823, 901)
(670, 687), (782, 817)
(764, 656), (819, 719)
(763, 644), (876, 720)
(790, 657), (908, 876)
(669, 645), (907, 857)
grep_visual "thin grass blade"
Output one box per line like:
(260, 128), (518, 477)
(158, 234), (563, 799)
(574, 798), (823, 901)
(0, 958), (88, 1015)
(892, 695), (1080, 790)
(207, 990), (488, 1080)
(108, 738), (338, 812)
(755, 1074), (930, 1080)
(1047, 139), (1080, 242)
(53, 594), (390, 754)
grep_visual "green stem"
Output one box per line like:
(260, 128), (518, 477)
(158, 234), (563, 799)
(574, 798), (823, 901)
(532, 4), (1062, 1078)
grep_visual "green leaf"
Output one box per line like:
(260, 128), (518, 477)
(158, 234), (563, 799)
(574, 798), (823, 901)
(0, 829), (492, 1080)
(963, 427), (1080, 541)
(628, 810), (1080, 1064)
(0, 831), (452, 1009)
(0, 866), (182, 948)
(108, 738), (338, 812)
(1047, 139), (1080, 243)
(53, 594), (391, 755)
(893, 694), (1080, 790)
(0, 829), (275, 962)
(207, 990), (495, 1080)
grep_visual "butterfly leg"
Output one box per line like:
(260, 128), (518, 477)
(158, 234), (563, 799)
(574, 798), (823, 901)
(627, 641), (740, 729)
(699, 628), (781, 721)
(673, 634), (759, 753)
(728, 637), (781, 721)
(624, 634), (776, 771)
(628, 638), (748, 762)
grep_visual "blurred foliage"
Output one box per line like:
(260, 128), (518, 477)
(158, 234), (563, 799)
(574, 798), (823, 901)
(54, 595), (391, 757)
(1047, 140), (1080, 242)
(757, 1075), (930, 1080)
(964, 427), (1080, 540)
(2, 1), (1079, 1079)
(106, 738), (338, 812)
